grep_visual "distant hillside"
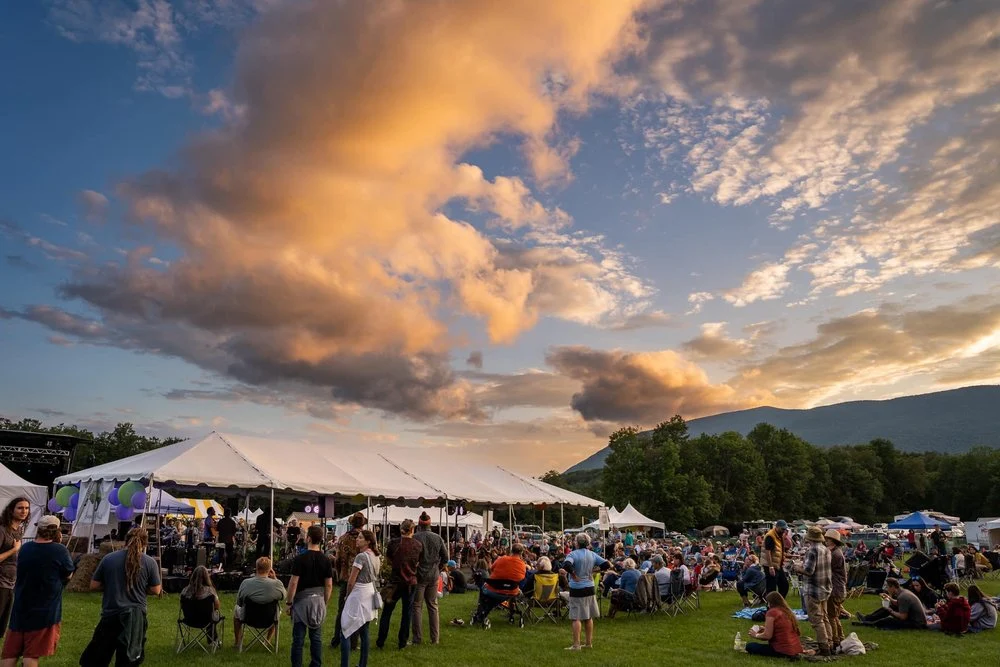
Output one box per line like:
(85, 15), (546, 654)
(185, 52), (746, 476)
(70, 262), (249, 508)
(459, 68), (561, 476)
(566, 385), (1000, 473)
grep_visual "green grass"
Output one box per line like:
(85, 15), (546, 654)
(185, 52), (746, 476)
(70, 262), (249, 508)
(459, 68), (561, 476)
(49, 580), (1000, 666)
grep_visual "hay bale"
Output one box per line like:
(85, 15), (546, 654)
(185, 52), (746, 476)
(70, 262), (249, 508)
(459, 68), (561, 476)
(68, 553), (103, 593)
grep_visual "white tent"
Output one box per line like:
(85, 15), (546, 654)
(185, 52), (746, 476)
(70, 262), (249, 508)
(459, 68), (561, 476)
(583, 503), (665, 532)
(331, 505), (503, 537)
(56, 431), (601, 511)
(238, 507), (263, 522)
(0, 463), (47, 539)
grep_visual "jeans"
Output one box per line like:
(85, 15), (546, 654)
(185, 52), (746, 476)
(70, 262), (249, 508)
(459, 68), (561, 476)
(411, 582), (440, 644)
(471, 588), (513, 625)
(765, 568), (789, 598)
(376, 583), (414, 649)
(340, 621), (369, 667)
(332, 583), (356, 649)
(291, 620), (323, 667)
(805, 596), (831, 647)
(745, 641), (792, 658)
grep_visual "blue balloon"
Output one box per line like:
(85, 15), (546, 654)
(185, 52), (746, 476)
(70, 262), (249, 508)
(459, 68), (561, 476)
(130, 490), (147, 510)
(63, 506), (77, 522)
(69, 493), (80, 509)
(109, 487), (120, 506)
(47, 498), (62, 513)
(115, 505), (134, 521)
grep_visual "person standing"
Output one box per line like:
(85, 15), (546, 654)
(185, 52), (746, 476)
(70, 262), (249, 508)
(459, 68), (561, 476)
(285, 525), (333, 667)
(254, 508), (274, 561)
(80, 527), (162, 666)
(331, 512), (366, 650)
(215, 509), (237, 570)
(0, 498), (29, 638)
(795, 526), (832, 656)
(411, 512), (447, 646)
(559, 533), (611, 651)
(286, 520), (302, 557)
(202, 507), (218, 544)
(0, 515), (73, 667)
(375, 519), (422, 650)
(760, 520), (789, 598)
(339, 530), (381, 667)
(824, 529), (847, 648)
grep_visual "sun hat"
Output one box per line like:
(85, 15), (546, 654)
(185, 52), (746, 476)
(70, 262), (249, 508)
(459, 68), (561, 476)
(824, 529), (844, 545)
(805, 526), (825, 543)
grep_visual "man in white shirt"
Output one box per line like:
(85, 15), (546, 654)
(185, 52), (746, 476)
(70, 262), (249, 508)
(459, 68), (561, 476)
(651, 556), (671, 598)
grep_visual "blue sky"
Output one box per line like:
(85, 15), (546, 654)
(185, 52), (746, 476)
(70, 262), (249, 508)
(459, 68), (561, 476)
(3, 1), (1000, 473)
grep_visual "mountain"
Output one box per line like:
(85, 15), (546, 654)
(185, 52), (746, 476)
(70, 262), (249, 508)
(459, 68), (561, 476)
(565, 385), (1000, 473)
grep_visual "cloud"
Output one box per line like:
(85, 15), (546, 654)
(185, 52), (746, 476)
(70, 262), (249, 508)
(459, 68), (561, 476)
(29, 1), (655, 424)
(465, 351), (483, 370)
(545, 345), (761, 424)
(467, 370), (580, 410)
(76, 190), (109, 223)
(681, 322), (751, 360)
(624, 0), (1000, 301)
(603, 310), (673, 331)
(686, 291), (714, 315)
(0, 221), (88, 263)
(723, 262), (790, 307)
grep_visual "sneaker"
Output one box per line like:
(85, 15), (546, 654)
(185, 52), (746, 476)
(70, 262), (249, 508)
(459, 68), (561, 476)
(482, 618), (491, 630)
(855, 612), (866, 624)
(565, 645), (582, 651)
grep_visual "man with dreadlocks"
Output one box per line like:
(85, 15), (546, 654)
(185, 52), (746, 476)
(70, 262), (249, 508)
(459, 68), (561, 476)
(80, 527), (162, 666)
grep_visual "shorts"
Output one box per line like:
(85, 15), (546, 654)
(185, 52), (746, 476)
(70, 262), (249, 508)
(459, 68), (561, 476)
(568, 595), (600, 621)
(1, 624), (61, 659)
(234, 605), (245, 621)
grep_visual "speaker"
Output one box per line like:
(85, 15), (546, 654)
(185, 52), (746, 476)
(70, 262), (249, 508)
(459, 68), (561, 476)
(320, 496), (335, 518)
(226, 497), (240, 516)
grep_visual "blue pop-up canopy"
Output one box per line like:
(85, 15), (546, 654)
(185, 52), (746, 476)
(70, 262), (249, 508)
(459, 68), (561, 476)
(150, 488), (195, 515)
(888, 511), (951, 530)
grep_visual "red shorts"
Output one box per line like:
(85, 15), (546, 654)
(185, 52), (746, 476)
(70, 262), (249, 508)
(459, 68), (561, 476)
(1, 624), (61, 659)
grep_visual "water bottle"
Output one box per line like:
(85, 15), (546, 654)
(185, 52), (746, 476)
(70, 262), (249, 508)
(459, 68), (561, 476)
(734, 631), (743, 651)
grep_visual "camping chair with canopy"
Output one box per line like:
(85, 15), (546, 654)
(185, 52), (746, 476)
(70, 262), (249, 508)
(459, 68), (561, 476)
(175, 595), (225, 654)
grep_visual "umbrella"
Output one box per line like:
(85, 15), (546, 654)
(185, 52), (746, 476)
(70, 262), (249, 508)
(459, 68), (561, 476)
(702, 525), (730, 537)
(824, 522), (851, 531)
(814, 518), (834, 526)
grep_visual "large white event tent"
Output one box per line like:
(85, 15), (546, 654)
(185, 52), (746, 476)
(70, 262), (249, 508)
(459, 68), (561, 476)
(56, 431), (601, 541)
(0, 462), (47, 538)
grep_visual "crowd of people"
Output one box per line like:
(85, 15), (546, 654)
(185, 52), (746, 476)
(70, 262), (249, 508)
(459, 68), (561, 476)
(0, 494), (998, 665)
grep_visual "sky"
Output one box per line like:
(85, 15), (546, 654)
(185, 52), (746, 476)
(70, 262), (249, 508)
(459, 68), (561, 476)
(2, 0), (1000, 475)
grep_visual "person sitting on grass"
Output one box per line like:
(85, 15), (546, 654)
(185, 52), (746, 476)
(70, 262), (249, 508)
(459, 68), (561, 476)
(745, 592), (814, 659)
(854, 577), (927, 630)
(967, 585), (997, 633)
(929, 583), (970, 634)
(607, 559), (640, 618)
(907, 577), (938, 610)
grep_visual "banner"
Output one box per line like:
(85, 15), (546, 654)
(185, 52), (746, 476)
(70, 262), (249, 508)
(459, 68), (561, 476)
(598, 505), (611, 531)
(76, 480), (113, 528)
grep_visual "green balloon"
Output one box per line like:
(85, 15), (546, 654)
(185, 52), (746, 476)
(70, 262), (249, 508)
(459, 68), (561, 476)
(118, 481), (144, 508)
(55, 485), (76, 508)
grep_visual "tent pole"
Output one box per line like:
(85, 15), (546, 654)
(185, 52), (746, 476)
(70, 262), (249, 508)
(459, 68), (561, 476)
(542, 508), (545, 534)
(444, 499), (449, 548)
(269, 488), (275, 562)
(560, 503), (564, 534)
(156, 488), (164, 564)
(508, 505), (513, 547)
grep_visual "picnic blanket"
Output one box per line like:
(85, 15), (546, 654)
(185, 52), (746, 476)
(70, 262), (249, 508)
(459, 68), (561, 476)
(732, 606), (808, 621)
(800, 637), (880, 662)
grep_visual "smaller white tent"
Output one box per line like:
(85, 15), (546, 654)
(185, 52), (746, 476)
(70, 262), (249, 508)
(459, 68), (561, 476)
(0, 463), (47, 539)
(582, 503), (665, 532)
(331, 505), (502, 537)
(238, 507), (263, 523)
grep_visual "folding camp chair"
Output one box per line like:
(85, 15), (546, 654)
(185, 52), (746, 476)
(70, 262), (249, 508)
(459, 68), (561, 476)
(529, 573), (565, 623)
(682, 582), (700, 611)
(848, 564), (870, 599)
(986, 552), (1000, 580)
(645, 574), (668, 616)
(664, 570), (686, 616)
(238, 599), (280, 654)
(624, 575), (652, 618)
(176, 595), (224, 654)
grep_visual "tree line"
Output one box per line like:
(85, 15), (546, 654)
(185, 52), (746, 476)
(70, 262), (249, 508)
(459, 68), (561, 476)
(541, 416), (1000, 531)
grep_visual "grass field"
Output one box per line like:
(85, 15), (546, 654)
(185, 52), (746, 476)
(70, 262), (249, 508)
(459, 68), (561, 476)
(47, 579), (1000, 666)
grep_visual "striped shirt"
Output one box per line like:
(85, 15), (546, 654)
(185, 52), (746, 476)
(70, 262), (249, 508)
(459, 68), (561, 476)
(800, 543), (832, 601)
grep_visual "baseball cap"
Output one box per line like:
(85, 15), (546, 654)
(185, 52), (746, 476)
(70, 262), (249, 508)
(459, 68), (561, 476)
(37, 515), (61, 530)
(447, 560), (457, 568)
(775, 520), (788, 529)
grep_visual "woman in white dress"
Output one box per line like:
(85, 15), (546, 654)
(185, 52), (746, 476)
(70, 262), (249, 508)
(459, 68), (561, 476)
(340, 529), (381, 667)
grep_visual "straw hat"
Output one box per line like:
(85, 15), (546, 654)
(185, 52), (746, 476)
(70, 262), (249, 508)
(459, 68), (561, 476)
(824, 528), (844, 545)
(805, 526), (825, 543)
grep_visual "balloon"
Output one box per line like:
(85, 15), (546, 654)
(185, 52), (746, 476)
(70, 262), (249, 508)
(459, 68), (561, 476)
(116, 505), (134, 521)
(63, 506), (77, 522)
(55, 486), (76, 507)
(69, 493), (80, 509)
(109, 487), (120, 506)
(130, 491), (147, 510)
(47, 498), (62, 513)
(117, 481), (143, 508)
